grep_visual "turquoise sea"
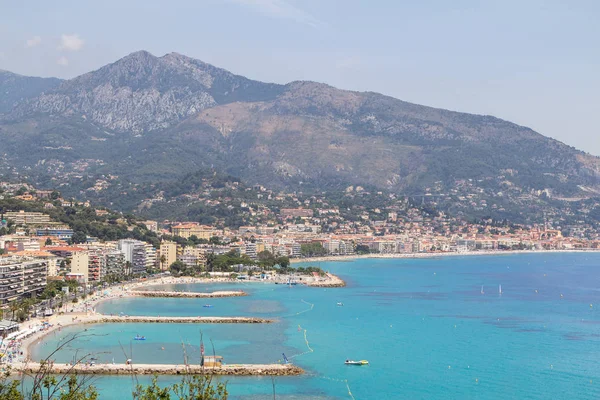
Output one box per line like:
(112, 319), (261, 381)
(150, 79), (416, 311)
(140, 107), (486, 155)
(31, 253), (600, 399)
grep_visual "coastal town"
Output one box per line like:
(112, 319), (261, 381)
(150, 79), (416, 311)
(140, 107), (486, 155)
(1, 180), (599, 314)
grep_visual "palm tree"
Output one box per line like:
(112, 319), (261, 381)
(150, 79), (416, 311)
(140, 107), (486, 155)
(9, 301), (19, 321)
(160, 254), (167, 271)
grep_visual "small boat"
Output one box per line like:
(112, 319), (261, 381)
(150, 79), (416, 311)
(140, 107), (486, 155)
(345, 359), (369, 366)
(203, 304), (213, 308)
(481, 285), (484, 294)
(499, 284), (502, 295)
(337, 302), (344, 306)
(134, 335), (146, 341)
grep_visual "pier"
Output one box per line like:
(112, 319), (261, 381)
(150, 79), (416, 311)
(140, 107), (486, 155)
(17, 362), (303, 376)
(132, 290), (247, 298)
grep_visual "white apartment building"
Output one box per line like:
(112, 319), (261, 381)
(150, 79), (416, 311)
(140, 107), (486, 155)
(0, 257), (47, 304)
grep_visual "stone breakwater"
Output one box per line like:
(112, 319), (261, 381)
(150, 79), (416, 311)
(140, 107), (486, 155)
(90, 316), (273, 324)
(17, 363), (303, 376)
(133, 290), (247, 298)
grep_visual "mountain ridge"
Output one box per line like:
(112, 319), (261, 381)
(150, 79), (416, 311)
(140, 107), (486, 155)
(0, 50), (598, 223)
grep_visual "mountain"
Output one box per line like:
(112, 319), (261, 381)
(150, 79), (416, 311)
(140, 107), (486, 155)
(0, 51), (598, 223)
(0, 70), (61, 114)
(8, 51), (283, 133)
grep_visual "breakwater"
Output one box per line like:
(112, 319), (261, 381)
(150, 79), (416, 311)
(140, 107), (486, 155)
(132, 290), (247, 298)
(90, 316), (273, 324)
(17, 362), (303, 376)
(306, 274), (346, 287)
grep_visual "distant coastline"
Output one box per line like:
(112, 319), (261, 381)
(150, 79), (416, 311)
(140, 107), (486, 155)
(291, 248), (600, 265)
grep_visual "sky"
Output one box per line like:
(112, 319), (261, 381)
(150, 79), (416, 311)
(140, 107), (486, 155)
(1, 0), (599, 155)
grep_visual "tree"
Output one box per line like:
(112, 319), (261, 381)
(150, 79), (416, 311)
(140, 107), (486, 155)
(300, 243), (327, 257)
(45, 238), (53, 246)
(209, 236), (222, 245)
(169, 261), (187, 276)
(276, 256), (290, 268)
(159, 254), (167, 270)
(71, 231), (87, 244)
(257, 251), (276, 268)
(133, 374), (227, 400)
(355, 244), (370, 255)
(50, 190), (60, 200)
(9, 301), (19, 321)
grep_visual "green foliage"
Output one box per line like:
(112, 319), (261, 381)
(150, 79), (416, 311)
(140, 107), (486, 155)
(0, 197), (159, 246)
(169, 261), (189, 276)
(355, 244), (370, 254)
(300, 243), (327, 257)
(211, 251), (254, 272)
(133, 374), (227, 400)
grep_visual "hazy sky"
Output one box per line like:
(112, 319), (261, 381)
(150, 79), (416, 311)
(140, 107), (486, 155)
(1, 0), (598, 155)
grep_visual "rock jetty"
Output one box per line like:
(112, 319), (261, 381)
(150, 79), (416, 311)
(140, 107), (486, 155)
(90, 316), (273, 324)
(17, 362), (303, 376)
(133, 290), (247, 298)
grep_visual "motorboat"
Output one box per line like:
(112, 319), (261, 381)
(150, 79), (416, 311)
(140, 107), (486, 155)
(345, 359), (369, 365)
(203, 304), (213, 308)
(134, 335), (146, 341)
(337, 302), (344, 306)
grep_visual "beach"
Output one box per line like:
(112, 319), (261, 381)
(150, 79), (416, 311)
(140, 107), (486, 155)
(8, 271), (344, 369)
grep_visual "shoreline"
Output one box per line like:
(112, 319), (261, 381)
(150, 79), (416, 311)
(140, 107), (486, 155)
(17, 273), (344, 364)
(291, 248), (600, 265)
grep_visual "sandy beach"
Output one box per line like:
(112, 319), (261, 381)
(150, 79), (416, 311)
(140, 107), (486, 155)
(11, 272), (343, 367)
(291, 248), (600, 265)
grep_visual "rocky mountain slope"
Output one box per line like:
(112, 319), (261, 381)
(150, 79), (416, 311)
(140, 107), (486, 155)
(0, 51), (598, 221)
(0, 70), (61, 114)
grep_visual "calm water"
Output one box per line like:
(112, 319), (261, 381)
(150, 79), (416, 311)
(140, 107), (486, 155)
(31, 253), (600, 399)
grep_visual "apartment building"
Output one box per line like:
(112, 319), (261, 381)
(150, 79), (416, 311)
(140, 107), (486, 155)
(104, 251), (126, 276)
(118, 239), (147, 275)
(3, 210), (51, 225)
(159, 241), (177, 270)
(0, 257), (47, 304)
(171, 223), (213, 239)
(144, 243), (157, 271)
(70, 252), (89, 283)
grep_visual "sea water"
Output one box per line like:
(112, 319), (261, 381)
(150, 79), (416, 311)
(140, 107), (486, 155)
(30, 253), (600, 399)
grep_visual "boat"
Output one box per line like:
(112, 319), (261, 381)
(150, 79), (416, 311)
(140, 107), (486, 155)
(134, 335), (146, 341)
(345, 359), (369, 366)
(203, 304), (213, 308)
(337, 302), (344, 306)
(480, 285), (484, 294)
(499, 284), (502, 295)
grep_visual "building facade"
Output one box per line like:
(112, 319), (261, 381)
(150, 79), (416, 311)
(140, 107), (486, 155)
(0, 258), (47, 304)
